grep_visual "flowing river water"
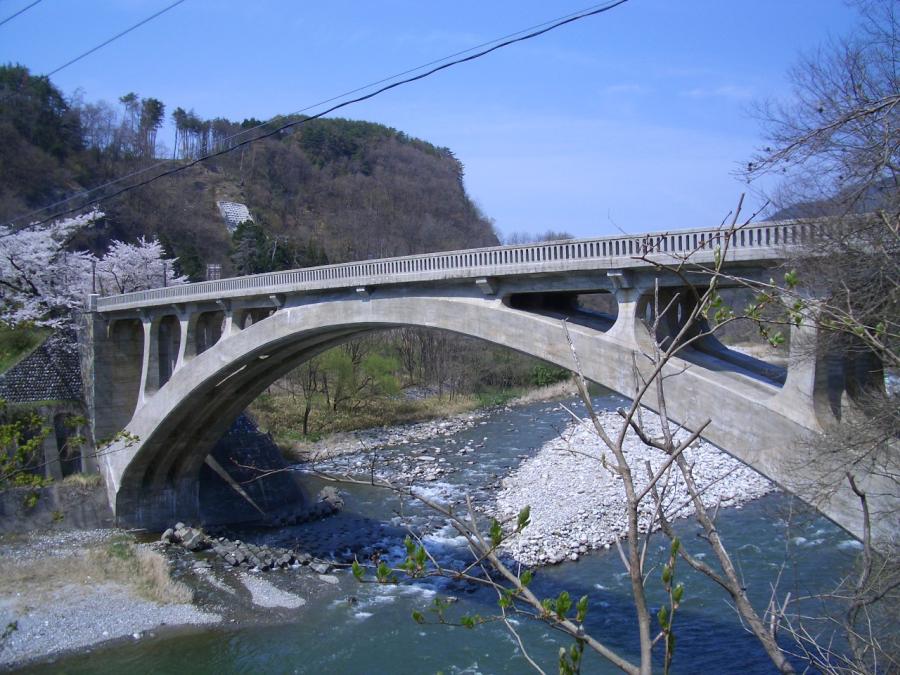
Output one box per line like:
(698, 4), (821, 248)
(21, 392), (859, 674)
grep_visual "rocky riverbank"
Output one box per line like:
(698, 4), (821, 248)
(289, 381), (577, 464)
(0, 530), (218, 669)
(0, 523), (354, 670)
(493, 410), (776, 565)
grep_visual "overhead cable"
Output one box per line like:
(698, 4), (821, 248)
(0, 0), (41, 28)
(7, 0), (629, 228)
(0, 0), (186, 105)
(44, 0), (186, 80)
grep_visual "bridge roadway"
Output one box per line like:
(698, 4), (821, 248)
(81, 220), (898, 542)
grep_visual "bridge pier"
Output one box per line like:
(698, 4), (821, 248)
(137, 313), (159, 406)
(605, 272), (655, 353)
(115, 477), (200, 530)
(774, 305), (832, 430)
(174, 305), (198, 371)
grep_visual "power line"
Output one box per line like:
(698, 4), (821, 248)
(0, 0), (41, 28)
(277, 1), (630, 125)
(7, 0), (629, 228)
(7, 1), (629, 229)
(45, 0), (186, 79)
(0, 0), (185, 105)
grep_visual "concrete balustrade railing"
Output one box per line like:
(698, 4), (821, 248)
(86, 214), (899, 541)
(94, 219), (817, 312)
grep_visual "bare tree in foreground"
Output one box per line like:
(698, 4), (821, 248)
(277, 8), (899, 668)
(740, 2), (900, 671)
(313, 208), (813, 674)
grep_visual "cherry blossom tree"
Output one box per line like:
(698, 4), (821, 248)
(95, 237), (188, 295)
(0, 211), (99, 328)
(0, 210), (187, 329)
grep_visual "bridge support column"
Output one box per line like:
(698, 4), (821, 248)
(606, 280), (654, 352)
(217, 299), (239, 336)
(213, 304), (266, 337)
(174, 306), (199, 371)
(138, 313), (162, 407)
(773, 300), (832, 429)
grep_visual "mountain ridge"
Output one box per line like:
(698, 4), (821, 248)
(0, 65), (498, 279)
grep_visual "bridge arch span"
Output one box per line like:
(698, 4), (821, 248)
(110, 294), (604, 526)
(80, 223), (898, 543)
(103, 290), (838, 532)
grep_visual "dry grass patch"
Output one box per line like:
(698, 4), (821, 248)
(509, 378), (577, 405)
(0, 535), (192, 607)
(260, 392), (489, 452)
(59, 472), (104, 488)
(89, 535), (193, 604)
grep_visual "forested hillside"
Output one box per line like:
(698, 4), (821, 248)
(1, 65), (568, 437)
(0, 65), (497, 279)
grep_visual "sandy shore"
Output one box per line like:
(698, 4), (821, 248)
(493, 410), (776, 565)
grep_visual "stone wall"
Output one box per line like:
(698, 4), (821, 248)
(0, 330), (83, 403)
(0, 483), (114, 534)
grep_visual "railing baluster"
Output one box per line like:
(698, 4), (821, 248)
(94, 221), (820, 311)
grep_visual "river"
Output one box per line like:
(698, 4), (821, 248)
(21, 392), (859, 674)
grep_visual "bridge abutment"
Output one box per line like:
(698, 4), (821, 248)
(82, 314), (143, 444)
(115, 478), (200, 530)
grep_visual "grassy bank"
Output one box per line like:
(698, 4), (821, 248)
(0, 533), (192, 605)
(251, 390), (518, 447)
(250, 380), (576, 450)
(0, 325), (49, 375)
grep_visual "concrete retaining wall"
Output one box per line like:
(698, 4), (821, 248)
(0, 483), (114, 534)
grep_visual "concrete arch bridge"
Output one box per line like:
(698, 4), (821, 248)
(81, 221), (897, 542)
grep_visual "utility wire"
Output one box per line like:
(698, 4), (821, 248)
(7, 0), (628, 228)
(6, 0), (628, 227)
(277, 1), (629, 127)
(0, 0), (41, 28)
(0, 0), (185, 105)
(46, 0), (185, 79)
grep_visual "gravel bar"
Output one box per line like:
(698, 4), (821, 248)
(493, 410), (775, 565)
(0, 583), (218, 668)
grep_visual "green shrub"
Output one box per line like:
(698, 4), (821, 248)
(531, 364), (569, 387)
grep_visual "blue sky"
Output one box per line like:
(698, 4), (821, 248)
(0, 0), (860, 238)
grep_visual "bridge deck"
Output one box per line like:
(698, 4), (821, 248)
(92, 219), (815, 313)
(83, 216), (900, 543)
